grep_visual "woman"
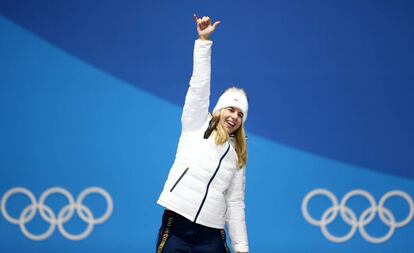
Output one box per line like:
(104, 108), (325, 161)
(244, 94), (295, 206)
(156, 15), (249, 253)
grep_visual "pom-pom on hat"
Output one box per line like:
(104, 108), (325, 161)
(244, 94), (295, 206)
(212, 87), (248, 122)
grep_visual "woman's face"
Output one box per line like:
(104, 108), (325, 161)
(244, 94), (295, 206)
(220, 107), (243, 134)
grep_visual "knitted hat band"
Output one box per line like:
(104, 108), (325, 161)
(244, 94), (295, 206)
(212, 88), (248, 122)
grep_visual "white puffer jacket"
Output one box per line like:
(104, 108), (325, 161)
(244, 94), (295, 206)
(157, 39), (249, 252)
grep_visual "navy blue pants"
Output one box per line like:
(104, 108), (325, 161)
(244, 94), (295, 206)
(155, 210), (230, 253)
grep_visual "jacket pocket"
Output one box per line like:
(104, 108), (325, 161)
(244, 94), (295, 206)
(170, 167), (189, 192)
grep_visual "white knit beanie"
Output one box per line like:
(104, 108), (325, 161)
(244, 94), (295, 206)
(212, 87), (248, 122)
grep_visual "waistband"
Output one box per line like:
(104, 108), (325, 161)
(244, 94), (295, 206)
(164, 209), (187, 219)
(162, 209), (221, 232)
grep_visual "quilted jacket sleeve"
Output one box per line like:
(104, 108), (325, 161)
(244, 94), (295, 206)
(181, 39), (213, 132)
(225, 167), (249, 252)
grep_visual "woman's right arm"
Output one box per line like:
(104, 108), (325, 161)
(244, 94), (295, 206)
(181, 15), (220, 132)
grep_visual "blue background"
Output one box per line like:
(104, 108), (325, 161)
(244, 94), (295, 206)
(0, 1), (413, 252)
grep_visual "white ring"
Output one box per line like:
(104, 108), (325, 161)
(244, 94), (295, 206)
(302, 189), (338, 226)
(38, 187), (75, 223)
(340, 189), (376, 226)
(378, 190), (414, 228)
(1, 187), (37, 224)
(358, 206), (396, 244)
(320, 205), (358, 243)
(19, 204), (56, 241)
(77, 187), (113, 225)
(58, 204), (95, 241)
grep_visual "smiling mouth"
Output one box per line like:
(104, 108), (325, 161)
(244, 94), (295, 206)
(226, 120), (235, 128)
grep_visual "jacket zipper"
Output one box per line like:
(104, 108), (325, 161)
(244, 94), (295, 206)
(194, 144), (230, 223)
(170, 167), (189, 192)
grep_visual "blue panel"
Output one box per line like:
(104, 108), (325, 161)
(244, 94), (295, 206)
(0, 16), (180, 251)
(1, 4), (414, 252)
(1, 1), (413, 178)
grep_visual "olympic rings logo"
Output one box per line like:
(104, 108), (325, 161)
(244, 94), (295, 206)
(1, 187), (113, 241)
(301, 189), (414, 243)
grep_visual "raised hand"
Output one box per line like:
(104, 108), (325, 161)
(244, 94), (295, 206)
(193, 14), (221, 41)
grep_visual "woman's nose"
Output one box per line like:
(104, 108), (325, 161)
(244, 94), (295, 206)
(230, 112), (238, 119)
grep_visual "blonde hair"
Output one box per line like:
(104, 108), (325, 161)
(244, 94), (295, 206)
(211, 110), (247, 168)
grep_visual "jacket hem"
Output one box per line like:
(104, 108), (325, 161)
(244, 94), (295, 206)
(157, 197), (224, 229)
